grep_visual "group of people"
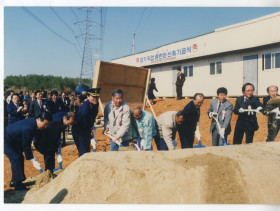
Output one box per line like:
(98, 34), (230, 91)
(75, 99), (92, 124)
(3, 82), (280, 191)
(4, 87), (99, 190)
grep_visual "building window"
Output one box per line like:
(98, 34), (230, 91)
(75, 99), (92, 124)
(183, 65), (193, 77)
(172, 66), (181, 71)
(210, 61), (222, 75)
(263, 52), (280, 70)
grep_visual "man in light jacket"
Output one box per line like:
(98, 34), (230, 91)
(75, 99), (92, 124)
(208, 87), (233, 146)
(104, 89), (132, 151)
(155, 110), (184, 150)
(131, 105), (157, 151)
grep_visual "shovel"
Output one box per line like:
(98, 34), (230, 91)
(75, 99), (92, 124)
(212, 114), (231, 146)
(104, 131), (133, 151)
(54, 139), (63, 172)
(194, 124), (206, 148)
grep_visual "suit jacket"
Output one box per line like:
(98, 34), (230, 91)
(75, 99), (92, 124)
(29, 99), (47, 117)
(34, 112), (67, 154)
(7, 102), (26, 125)
(175, 72), (185, 87)
(4, 117), (37, 160)
(179, 101), (200, 138)
(233, 95), (263, 131)
(59, 97), (70, 112)
(104, 101), (132, 141)
(73, 100), (99, 132)
(46, 98), (65, 115)
(157, 111), (178, 150)
(208, 99), (233, 134)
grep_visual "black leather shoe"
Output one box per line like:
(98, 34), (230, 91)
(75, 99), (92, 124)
(15, 182), (28, 191)
(10, 181), (15, 187)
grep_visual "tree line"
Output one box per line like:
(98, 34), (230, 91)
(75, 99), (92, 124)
(4, 75), (92, 93)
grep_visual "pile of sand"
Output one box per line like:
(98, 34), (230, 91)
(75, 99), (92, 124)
(22, 142), (280, 204)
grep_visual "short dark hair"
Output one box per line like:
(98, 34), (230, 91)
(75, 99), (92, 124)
(266, 85), (279, 93)
(50, 90), (58, 96)
(176, 110), (184, 117)
(37, 112), (52, 122)
(11, 93), (19, 99)
(242, 83), (255, 93)
(177, 68), (181, 71)
(217, 87), (228, 95)
(112, 89), (123, 98)
(151, 78), (155, 83)
(194, 93), (204, 100)
(35, 90), (41, 95)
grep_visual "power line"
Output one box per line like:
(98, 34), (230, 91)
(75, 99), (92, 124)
(134, 8), (147, 34)
(50, 7), (83, 54)
(50, 7), (74, 32)
(137, 8), (154, 37)
(22, 7), (74, 46)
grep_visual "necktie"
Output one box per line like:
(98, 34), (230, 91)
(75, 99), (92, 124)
(217, 102), (222, 113)
(39, 100), (42, 108)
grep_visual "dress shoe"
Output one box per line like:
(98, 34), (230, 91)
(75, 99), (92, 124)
(15, 182), (28, 191)
(10, 181), (15, 187)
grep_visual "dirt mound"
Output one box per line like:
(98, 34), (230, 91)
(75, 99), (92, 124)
(22, 142), (280, 204)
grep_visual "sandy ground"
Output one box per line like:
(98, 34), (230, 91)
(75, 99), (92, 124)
(20, 143), (280, 204)
(3, 98), (280, 204)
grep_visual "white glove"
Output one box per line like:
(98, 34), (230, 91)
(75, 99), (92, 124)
(219, 128), (225, 138)
(256, 106), (262, 113)
(31, 158), (42, 170)
(140, 139), (145, 148)
(57, 154), (63, 163)
(91, 138), (96, 148)
(238, 108), (245, 113)
(195, 128), (201, 140)
(208, 112), (213, 118)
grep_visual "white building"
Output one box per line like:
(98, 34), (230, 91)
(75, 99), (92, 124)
(111, 12), (280, 97)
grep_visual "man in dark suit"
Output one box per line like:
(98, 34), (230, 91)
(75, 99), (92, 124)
(34, 112), (75, 172)
(208, 87), (233, 146)
(29, 90), (47, 117)
(233, 83), (263, 144)
(175, 68), (185, 100)
(27, 91), (36, 112)
(4, 112), (52, 191)
(262, 85), (280, 142)
(179, 93), (204, 148)
(59, 92), (70, 112)
(46, 90), (65, 115)
(7, 94), (27, 125)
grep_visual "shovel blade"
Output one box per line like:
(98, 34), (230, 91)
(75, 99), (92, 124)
(194, 140), (206, 148)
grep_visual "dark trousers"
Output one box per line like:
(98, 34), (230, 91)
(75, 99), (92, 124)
(44, 153), (55, 171)
(62, 128), (66, 145)
(233, 122), (255, 144)
(110, 139), (130, 151)
(266, 119), (280, 142)
(176, 85), (183, 100)
(180, 134), (195, 148)
(159, 138), (169, 150)
(4, 142), (26, 183)
(72, 129), (91, 157)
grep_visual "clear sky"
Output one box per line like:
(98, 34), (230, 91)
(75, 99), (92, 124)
(4, 6), (280, 78)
